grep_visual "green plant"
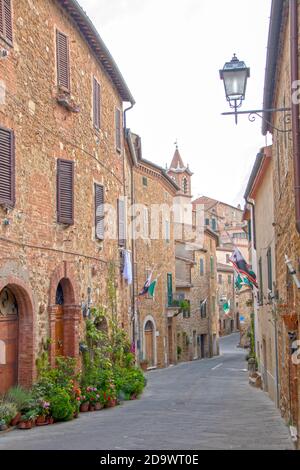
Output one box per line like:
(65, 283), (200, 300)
(4, 386), (33, 412)
(48, 387), (74, 421)
(0, 402), (18, 425)
(177, 346), (182, 358)
(21, 409), (39, 422)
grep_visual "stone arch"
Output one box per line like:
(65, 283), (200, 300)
(0, 277), (35, 391)
(48, 262), (81, 366)
(143, 315), (157, 367)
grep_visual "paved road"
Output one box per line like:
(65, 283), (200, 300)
(0, 334), (294, 450)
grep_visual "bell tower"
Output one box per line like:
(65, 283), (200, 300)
(167, 145), (193, 200)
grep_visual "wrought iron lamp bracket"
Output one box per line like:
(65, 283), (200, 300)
(222, 107), (291, 134)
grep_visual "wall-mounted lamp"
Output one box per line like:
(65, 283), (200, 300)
(285, 254), (300, 289)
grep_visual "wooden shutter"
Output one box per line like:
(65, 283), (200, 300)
(0, 126), (15, 207)
(95, 183), (104, 240)
(93, 78), (101, 130)
(57, 159), (74, 225)
(56, 30), (70, 91)
(115, 108), (121, 151)
(118, 198), (126, 247)
(0, 1), (13, 44)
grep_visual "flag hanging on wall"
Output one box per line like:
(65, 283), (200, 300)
(148, 279), (158, 298)
(223, 299), (230, 315)
(138, 270), (153, 296)
(229, 248), (258, 288)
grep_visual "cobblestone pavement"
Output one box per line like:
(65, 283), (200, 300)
(0, 334), (294, 450)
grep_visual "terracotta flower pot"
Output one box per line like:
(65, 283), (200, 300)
(106, 399), (117, 408)
(46, 416), (54, 425)
(94, 402), (103, 411)
(80, 402), (89, 412)
(10, 412), (21, 426)
(18, 420), (33, 430)
(36, 415), (46, 425)
(89, 404), (96, 412)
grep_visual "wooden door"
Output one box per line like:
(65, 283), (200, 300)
(145, 321), (154, 366)
(201, 334), (205, 359)
(0, 288), (18, 394)
(193, 331), (197, 359)
(55, 306), (64, 357)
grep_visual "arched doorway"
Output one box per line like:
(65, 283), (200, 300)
(0, 280), (34, 394)
(0, 287), (18, 393)
(51, 278), (79, 361)
(144, 320), (154, 367)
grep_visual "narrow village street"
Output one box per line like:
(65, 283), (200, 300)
(0, 334), (293, 451)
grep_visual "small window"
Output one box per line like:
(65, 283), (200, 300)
(200, 258), (204, 276)
(0, 126), (15, 207)
(200, 300), (207, 318)
(56, 30), (70, 92)
(0, 0), (13, 45)
(142, 176), (148, 187)
(210, 256), (214, 277)
(226, 254), (230, 264)
(165, 220), (170, 243)
(212, 218), (217, 231)
(205, 218), (210, 226)
(228, 275), (231, 284)
(57, 159), (74, 225)
(218, 274), (222, 284)
(118, 198), (126, 247)
(115, 107), (122, 152)
(93, 77), (101, 130)
(95, 183), (104, 240)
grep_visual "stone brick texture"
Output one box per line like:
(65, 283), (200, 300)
(0, 0), (132, 387)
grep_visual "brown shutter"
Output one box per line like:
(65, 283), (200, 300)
(115, 108), (121, 151)
(56, 30), (70, 91)
(95, 183), (104, 240)
(3, 0), (12, 44)
(0, 1), (4, 38)
(0, 126), (15, 207)
(57, 159), (74, 225)
(93, 78), (101, 130)
(118, 198), (126, 247)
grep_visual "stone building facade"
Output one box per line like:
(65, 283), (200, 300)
(244, 146), (279, 405)
(257, 0), (300, 447)
(0, 0), (135, 393)
(125, 131), (179, 368)
(167, 150), (219, 363)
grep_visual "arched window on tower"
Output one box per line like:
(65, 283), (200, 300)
(182, 177), (188, 194)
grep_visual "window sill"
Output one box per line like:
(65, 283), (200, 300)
(57, 93), (80, 113)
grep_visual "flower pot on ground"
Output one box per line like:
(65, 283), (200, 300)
(94, 402), (103, 411)
(18, 409), (38, 429)
(36, 415), (47, 425)
(80, 402), (89, 412)
(10, 412), (21, 426)
(140, 360), (148, 372)
(46, 416), (54, 425)
(18, 420), (33, 430)
(89, 403), (96, 412)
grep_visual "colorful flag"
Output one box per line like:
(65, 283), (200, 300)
(138, 270), (153, 296)
(223, 299), (230, 315)
(235, 273), (253, 290)
(229, 248), (258, 288)
(148, 279), (158, 298)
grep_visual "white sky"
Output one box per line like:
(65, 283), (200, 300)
(80, 0), (272, 207)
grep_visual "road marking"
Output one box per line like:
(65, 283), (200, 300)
(211, 363), (223, 370)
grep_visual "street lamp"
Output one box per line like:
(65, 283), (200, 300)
(220, 54), (291, 131)
(219, 54), (250, 124)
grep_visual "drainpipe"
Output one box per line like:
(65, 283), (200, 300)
(124, 102), (134, 130)
(290, 0), (300, 234)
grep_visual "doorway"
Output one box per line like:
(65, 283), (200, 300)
(145, 320), (154, 367)
(0, 287), (18, 394)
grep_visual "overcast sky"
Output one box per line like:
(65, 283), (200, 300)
(80, 0), (271, 207)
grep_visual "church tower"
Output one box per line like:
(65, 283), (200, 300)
(167, 145), (193, 201)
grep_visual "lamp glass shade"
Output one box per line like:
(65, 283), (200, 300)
(220, 55), (250, 102)
(222, 69), (248, 101)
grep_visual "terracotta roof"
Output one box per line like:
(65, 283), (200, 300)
(170, 148), (185, 169)
(193, 196), (243, 212)
(57, 0), (135, 104)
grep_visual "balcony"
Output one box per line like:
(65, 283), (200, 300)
(166, 293), (191, 317)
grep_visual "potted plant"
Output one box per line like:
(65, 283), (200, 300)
(0, 419), (7, 432)
(79, 394), (89, 412)
(18, 409), (38, 429)
(36, 399), (50, 425)
(0, 402), (18, 429)
(139, 359), (148, 372)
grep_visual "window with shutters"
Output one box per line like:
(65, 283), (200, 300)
(56, 30), (70, 92)
(200, 258), (204, 276)
(115, 107), (121, 152)
(267, 247), (272, 293)
(0, 0), (13, 45)
(0, 126), (14, 207)
(57, 159), (74, 225)
(95, 183), (104, 240)
(93, 77), (101, 130)
(118, 198), (126, 247)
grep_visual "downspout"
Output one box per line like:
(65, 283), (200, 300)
(124, 102), (134, 130)
(290, 0), (300, 234)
